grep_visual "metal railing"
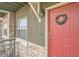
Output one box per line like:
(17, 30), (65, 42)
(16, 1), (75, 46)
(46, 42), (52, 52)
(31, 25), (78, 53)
(0, 38), (15, 57)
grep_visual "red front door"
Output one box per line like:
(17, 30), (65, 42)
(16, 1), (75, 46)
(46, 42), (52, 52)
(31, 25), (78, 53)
(48, 3), (79, 57)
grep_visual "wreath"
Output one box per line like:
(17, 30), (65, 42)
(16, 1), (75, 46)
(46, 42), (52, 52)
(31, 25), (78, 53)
(56, 14), (67, 25)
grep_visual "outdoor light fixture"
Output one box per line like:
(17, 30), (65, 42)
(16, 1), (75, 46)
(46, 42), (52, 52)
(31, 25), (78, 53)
(39, 2), (45, 17)
(39, 8), (45, 17)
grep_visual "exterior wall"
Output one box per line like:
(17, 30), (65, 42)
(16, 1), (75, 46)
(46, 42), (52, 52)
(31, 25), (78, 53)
(2, 14), (9, 38)
(0, 18), (3, 38)
(15, 2), (58, 57)
(0, 23), (2, 38)
(1, 12), (15, 39)
(16, 4), (45, 57)
(8, 12), (15, 38)
(0, 2), (59, 57)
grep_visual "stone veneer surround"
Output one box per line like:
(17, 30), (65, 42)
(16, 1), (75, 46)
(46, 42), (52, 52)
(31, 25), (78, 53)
(17, 41), (45, 57)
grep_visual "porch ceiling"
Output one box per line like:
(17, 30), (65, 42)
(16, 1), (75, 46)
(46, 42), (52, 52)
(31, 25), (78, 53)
(0, 2), (27, 17)
(0, 12), (6, 17)
(0, 2), (27, 12)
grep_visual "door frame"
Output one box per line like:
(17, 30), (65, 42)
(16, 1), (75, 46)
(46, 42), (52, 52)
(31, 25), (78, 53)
(45, 2), (72, 57)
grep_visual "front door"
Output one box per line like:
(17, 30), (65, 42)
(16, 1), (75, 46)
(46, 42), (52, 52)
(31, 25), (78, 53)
(48, 3), (79, 57)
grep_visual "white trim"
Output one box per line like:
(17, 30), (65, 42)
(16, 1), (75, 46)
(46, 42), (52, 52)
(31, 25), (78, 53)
(45, 2), (71, 57)
(7, 12), (10, 39)
(37, 2), (40, 15)
(17, 17), (27, 29)
(1, 11), (9, 39)
(0, 10), (9, 13)
(0, 22), (3, 38)
(46, 2), (72, 10)
(28, 2), (41, 23)
(2, 13), (9, 39)
(45, 8), (48, 57)
(17, 28), (27, 30)
(16, 16), (27, 45)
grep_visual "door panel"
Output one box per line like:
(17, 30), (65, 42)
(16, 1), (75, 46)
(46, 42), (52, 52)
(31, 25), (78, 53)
(48, 3), (79, 56)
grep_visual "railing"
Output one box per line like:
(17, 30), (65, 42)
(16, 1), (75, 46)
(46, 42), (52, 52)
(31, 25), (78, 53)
(0, 38), (15, 57)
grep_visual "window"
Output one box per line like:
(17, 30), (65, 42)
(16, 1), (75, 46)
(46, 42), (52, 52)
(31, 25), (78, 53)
(2, 15), (8, 37)
(20, 20), (27, 29)
(16, 17), (27, 40)
(3, 23), (7, 36)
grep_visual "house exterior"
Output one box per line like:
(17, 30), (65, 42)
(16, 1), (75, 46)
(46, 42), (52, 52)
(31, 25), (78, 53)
(0, 2), (79, 57)
(0, 2), (58, 57)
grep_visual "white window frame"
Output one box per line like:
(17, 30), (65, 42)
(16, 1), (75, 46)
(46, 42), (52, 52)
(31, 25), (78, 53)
(17, 17), (27, 29)
(16, 17), (27, 46)
(2, 15), (9, 39)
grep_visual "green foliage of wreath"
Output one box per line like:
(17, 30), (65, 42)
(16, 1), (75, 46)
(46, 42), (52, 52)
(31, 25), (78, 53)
(56, 14), (67, 25)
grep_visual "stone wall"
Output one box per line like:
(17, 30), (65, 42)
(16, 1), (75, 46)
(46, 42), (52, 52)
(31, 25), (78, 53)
(8, 12), (15, 38)
(18, 41), (45, 57)
(27, 42), (45, 57)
